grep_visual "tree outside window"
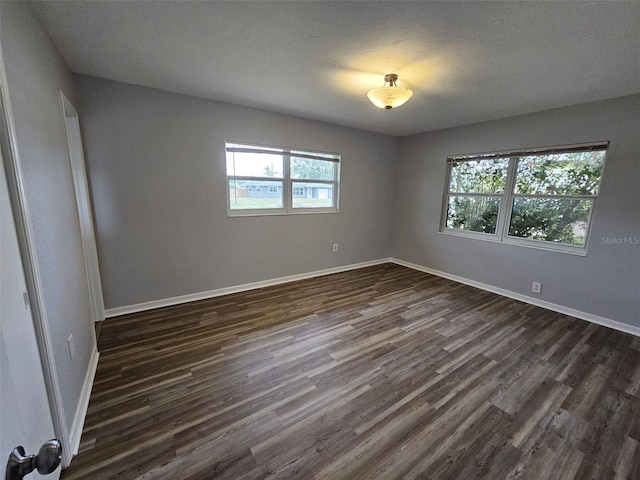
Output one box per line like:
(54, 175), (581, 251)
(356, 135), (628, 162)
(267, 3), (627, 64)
(442, 144), (607, 252)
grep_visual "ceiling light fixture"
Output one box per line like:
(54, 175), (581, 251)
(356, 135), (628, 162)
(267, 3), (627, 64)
(367, 73), (413, 110)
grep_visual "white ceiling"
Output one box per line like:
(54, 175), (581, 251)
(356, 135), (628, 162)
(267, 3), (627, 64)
(32, 1), (640, 137)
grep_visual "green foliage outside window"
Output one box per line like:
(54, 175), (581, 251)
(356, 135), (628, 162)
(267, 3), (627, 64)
(514, 152), (603, 196)
(291, 157), (336, 180)
(447, 196), (500, 234)
(510, 151), (604, 245)
(449, 158), (508, 194)
(446, 158), (507, 233)
(509, 198), (593, 246)
(444, 147), (606, 249)
(263, 157), (336, 181)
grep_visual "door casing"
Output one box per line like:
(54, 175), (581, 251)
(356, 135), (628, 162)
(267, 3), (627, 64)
(61, 92), (105, 324)
(0, 41), (72, 468)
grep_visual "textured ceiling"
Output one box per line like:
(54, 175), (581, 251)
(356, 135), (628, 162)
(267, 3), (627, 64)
(32, 1), (640, 136)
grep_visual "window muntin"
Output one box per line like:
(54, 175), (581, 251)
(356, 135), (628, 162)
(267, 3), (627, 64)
(442, 144), (607, 253)
(226, 142), (340, 215)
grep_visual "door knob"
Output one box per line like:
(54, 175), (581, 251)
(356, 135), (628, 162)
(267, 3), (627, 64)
(5, 439), (61, 480)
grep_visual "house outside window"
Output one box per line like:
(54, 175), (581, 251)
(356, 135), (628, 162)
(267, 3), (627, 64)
(226, 141), (340, 216)
(441, 143), (607, 254)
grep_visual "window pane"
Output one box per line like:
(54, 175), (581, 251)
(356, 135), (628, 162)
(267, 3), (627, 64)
(226, 142), (340, 215)
(449, 159), (508, 194)
(290, 156), (336, 181)
(446, 195), (500, 234)
(229, 180), (283, 210)
(291, 182), (334, 209)
(226, 150), (283, 178)
(508, 197), (594, 246)
(515, 151), (605, 196)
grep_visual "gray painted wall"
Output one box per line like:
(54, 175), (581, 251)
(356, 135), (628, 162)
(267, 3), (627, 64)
(392, 95), (640, 325)
(73, 75), (398, 309)
(74, 77), (638, 326)
(1, 2), (96, 431)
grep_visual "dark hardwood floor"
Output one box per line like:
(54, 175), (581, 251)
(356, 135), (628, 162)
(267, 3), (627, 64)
(62, 263), (640, 479)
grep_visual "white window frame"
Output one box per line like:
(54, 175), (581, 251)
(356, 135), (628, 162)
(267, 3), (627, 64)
(226, 141), (340, 216)
(440, 142), (608, 255)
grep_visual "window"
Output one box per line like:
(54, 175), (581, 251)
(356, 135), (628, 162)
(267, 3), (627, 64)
(442, 143), (607, 254)
(226, 142), (340, 215)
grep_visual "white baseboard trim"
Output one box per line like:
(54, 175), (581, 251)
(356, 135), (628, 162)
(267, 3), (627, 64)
(69, 346), (99, 457)
(105, 258), (391, 318)
(390, 257), (640, 338)
(105, 256), (639, 337)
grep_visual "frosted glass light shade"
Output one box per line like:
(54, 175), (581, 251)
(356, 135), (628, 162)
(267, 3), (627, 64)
(367, 73), (413, 109)
(367, 86), (413, 109)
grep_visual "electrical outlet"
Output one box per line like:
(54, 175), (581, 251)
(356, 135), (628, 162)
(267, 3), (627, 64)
(532, 282), (542, 294)
(332, 243), (339, 252)
(67, 334), (75, 360)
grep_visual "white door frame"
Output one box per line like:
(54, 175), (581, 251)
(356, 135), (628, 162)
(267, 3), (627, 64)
(0, 45), (73, 467)
(60, 92), (105, 324)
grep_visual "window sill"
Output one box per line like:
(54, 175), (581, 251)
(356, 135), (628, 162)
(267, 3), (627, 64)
(439, 229), (588, 256)
(228, 209), (339, 218)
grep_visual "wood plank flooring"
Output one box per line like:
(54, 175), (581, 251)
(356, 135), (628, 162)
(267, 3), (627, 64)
(61, 263), (640, 479)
